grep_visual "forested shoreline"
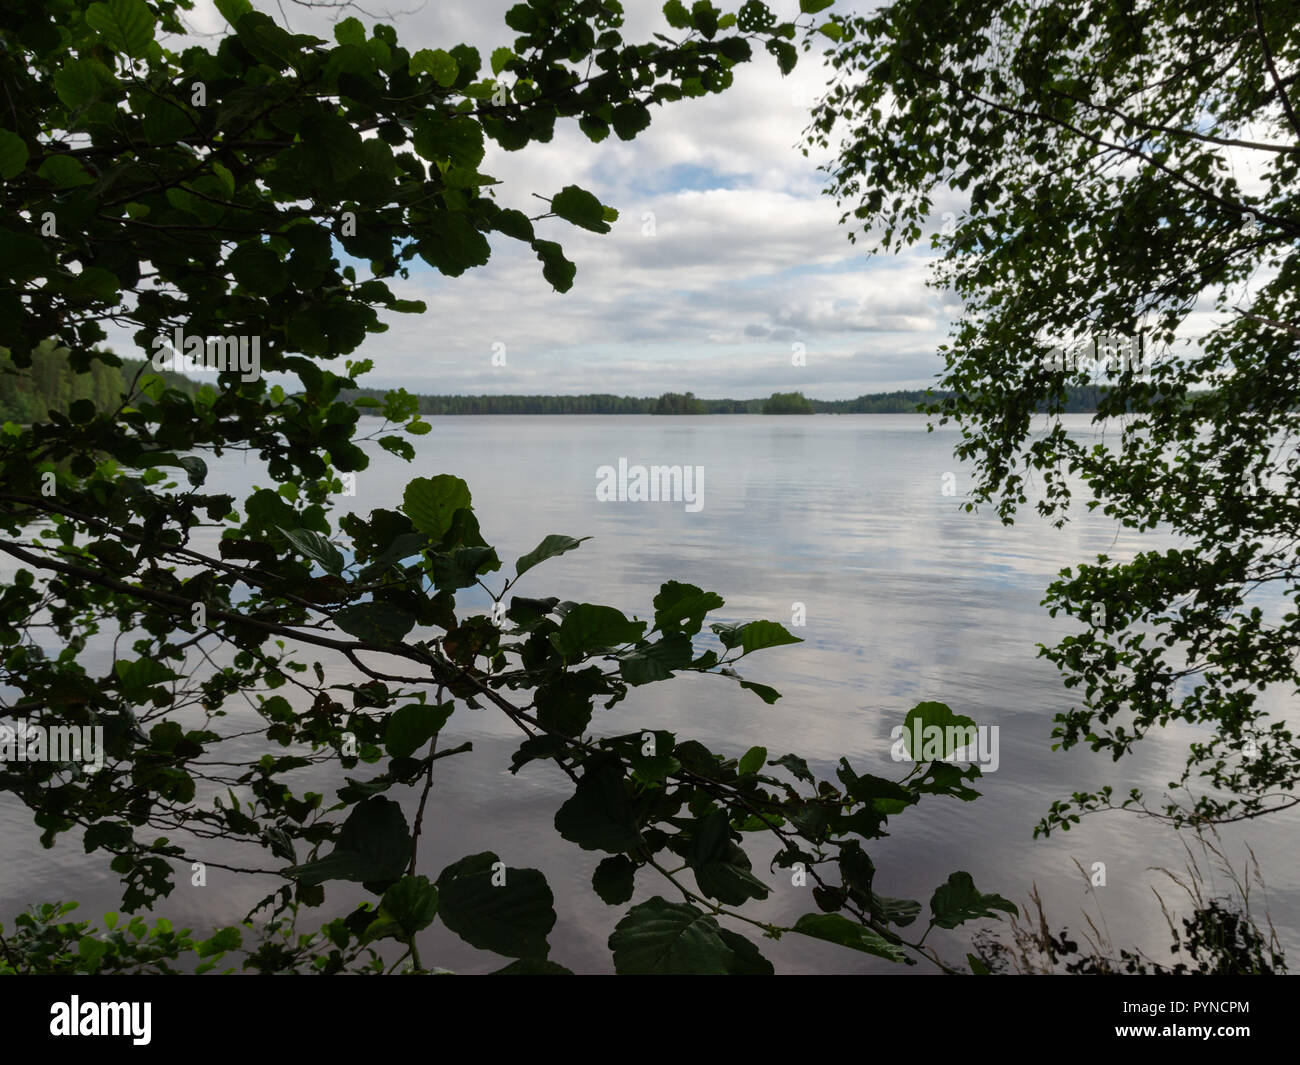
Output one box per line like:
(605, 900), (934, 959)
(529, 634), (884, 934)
(344, 385), (1113, 415)
(0, 342), (203, 423)
(0, 345), (1156, 423)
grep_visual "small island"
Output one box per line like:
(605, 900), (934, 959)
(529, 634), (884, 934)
(761, 391), (815, 414)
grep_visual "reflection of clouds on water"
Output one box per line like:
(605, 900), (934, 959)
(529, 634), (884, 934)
(3, 413), (1296, 971)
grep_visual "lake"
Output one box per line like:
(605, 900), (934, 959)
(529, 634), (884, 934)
(3, 413), (1297, 973)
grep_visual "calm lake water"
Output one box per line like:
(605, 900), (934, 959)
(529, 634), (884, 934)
(3, 413), (1297, 973)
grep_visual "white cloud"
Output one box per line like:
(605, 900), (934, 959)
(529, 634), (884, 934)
(115, 0), (951, 400)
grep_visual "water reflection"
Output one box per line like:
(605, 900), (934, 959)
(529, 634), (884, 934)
(2, 414), (1295, 973)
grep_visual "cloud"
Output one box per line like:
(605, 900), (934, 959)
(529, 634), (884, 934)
(121, 0), (950, 401)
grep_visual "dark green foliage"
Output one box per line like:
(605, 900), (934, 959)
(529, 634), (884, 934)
(761, 391), (814, 414)
(0, 342), (201, 423)
(973, 893), (1288, 976)
(1043, 901), (1289, 976)
(0, 900), (387, 974)
(652, 391), (706, 414)
(813, 0), (1300, 832)
(0, 0), (1015, 974)
(339, 387), (1115, 414)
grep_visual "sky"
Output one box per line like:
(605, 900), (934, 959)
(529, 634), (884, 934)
(160, 0), (959, 400)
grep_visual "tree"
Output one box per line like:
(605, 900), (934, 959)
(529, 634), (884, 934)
(0, 0), (1011, 973)
(762, 390), (814, 413)
(652, 390), (705, 414)
(812, 0), (1300, 832)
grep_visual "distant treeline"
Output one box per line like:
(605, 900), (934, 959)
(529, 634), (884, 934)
(0, 343), (203, 423)
(344, 387), (1112, 415)
(345, 388), (938, 415)
(1, 348), (1118, 424)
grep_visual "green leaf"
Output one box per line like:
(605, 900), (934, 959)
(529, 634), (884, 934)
(631, 755), (680, 787)
(228, 241), (288, 296)
(739, 680), (781, 704)
(817, 21), (844, 41)
(490, 47), (514, 75)
(692, 1), (719, 38)
(332, 14), (364, 43)
(929, 872), (1017, 929)
(37, 156), (93, 188)
(415, 212), (491, 277)
(579, 115), (610, 142)
(533, 239), (576, 292)
(412, 114), (484, 168)
(653, 581), (724, 635)
(769, 752), (814, 784)
(135, 451), (203, 483)
(663, 0), (692, 29)
(509, 734), (568, 774)
(294, 111), (365, 188)
(504, 3), (540, 31)
(429, 545), (500, 592)
(277, 527), (345, 576)
(286, 797), (412, 886)
(872, 894), (923, 928)
(611, 101), (652, 140)
(437, 852), (556, 959)
(77, 935), (110, 968)
(114, 657), (176, 695)
(0, 230), (48, 281)
(493, 207), (534, 242)
(550, 185), (612, 233)
(360, 531), (424, 578)
(717, 37), (751, 63)
(410, 48), (459, 86)
(52, 58), (116, 110)
(332, 601), (416, 643)
(378, 875), (439, 937)
(900, 701), (979, 761)
(195, 926), (241, 958)
(592, 855), (637, 904)
(403, 474), (472, 538)
(535, 668), (606, 736)
(85, 0), (155, 57)
(617, 634), (693, 685)
(609, 897), (734, 974)
(792, 913), (908, 962)
(68, 398), (96, 424)
(835, 758), (914, 804)
(688, 810), (769, 904)
(0, 131), (29, 179)
(710, 618), (802, 654)
(554, 756), (641, 852)
(800, 0), (833, 12)
(716, 927), (774, 974)
(912, 760), (982, 802)
(210, 160), (238, 200)
(215, 0), (254, 26)
(738, 746), (767, 775)
(550, 603), (646, 657)
(515, 534), (590, 578)
(385, 701), (453, 758)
